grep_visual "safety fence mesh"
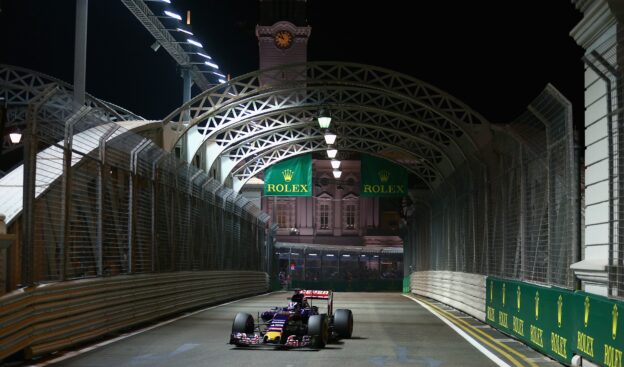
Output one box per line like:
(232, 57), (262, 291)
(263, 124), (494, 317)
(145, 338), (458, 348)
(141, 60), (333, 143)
(408, 85), (579, 289)
(3, 88), (269, 287)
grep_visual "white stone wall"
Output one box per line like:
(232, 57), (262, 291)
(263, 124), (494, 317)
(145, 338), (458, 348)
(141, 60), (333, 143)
(570, 0), (621, 296)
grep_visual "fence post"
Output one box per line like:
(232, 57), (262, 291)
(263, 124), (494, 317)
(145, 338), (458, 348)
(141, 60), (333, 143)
(22, 86), (57, 287)
(60, 107), (91, 280)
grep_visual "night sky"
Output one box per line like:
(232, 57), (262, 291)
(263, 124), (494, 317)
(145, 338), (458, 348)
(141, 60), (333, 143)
(1, 1), (584, 125)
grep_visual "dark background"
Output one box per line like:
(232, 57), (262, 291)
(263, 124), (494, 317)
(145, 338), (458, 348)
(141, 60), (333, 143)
(0, 1), (584, 124)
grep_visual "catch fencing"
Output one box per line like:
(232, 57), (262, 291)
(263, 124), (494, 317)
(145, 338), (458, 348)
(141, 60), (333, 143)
(407, 85), (579, 289)
(1, 86), (269, 291)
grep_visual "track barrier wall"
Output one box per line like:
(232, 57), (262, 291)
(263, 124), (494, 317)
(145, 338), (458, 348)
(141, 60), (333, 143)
(487, 277), (624, 366)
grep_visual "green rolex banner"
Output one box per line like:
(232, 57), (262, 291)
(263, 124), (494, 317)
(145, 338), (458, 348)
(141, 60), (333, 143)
(264, 154), (312, 196)
(360, 155), (407, 197)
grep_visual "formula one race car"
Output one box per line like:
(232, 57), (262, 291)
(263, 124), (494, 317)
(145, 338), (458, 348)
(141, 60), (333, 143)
(229, 289), (353, 348)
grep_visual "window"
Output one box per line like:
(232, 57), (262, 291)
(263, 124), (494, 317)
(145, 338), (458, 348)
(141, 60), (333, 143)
(319, 203), (330, 229)
(274, 198), (295, 228)
(345, 204), (356, 229)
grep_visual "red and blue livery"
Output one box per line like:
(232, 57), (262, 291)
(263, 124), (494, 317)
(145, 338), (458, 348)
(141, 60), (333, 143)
(229, 289), (353, 349)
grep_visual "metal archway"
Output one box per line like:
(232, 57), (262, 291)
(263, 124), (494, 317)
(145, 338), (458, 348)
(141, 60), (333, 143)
(0, 64), (144, 153)
(162, 62), (492, 192)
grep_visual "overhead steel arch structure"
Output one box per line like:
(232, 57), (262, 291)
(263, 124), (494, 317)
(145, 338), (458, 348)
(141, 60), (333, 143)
(162, 62), (491, 192)
(0, 64), (145, 154)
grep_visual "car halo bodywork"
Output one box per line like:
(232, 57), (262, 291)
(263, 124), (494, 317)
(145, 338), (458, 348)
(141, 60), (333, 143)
(229, 290), (354, 349)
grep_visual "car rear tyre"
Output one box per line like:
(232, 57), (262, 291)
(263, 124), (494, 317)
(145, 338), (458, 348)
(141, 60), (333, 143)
(334, 309), (353, 338)
(232, 312), (254, 334)
(308, 314), (329, 348)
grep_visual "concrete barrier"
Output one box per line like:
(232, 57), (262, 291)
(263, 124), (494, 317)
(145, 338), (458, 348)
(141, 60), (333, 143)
(0, 271), (268, 361)
(410, 270), (486, 321)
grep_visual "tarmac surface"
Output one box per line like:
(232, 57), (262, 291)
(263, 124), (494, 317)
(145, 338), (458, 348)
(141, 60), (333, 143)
(30, 292), (564, 367)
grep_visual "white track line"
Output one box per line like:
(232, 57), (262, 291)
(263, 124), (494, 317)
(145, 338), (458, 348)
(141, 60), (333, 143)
(32, 291), (282, 367)
(403, 294), (512, 367)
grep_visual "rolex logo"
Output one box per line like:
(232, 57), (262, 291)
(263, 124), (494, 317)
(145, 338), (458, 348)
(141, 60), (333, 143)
(378, 170), (390, 183)
(584, 296), (590, 327)
(557, 295), (563, 328)
(282, 169), (294, 182)
(535, 291), (540, 320)
(613, 304), (619, 340)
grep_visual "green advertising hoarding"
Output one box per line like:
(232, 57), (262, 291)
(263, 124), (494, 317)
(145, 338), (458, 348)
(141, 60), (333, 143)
(487, 278), (624, 366)
(575, 292), (624, 367)
(360, 155), (407, 197)
(263, 154), (312, 196)
(486, 278), (576, 364)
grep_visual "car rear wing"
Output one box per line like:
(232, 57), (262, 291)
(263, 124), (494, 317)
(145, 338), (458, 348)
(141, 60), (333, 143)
(301, 290), (333, 315)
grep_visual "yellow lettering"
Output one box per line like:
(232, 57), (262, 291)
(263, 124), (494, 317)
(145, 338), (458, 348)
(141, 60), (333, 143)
(299, 184), (308, 192)
(512, 316), (524, 336)
(275, 184), (284, 192)
(267, 184), (275, 192)
(498, 311), (508, 328)
(550, 332), (567, 359)
(577, 331), (594, 357)
(605, 344), (623, 367)
(530, 325), (544, 347)
(364, 185), (372, 193)
(487, 306), (496, 322)
(292, 185), (299, 192)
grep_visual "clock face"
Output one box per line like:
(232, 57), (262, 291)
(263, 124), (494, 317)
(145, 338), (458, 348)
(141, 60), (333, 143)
(274, 30), (294, 49)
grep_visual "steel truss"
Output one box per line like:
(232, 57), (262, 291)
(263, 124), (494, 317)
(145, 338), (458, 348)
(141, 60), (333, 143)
(0, 64), (144, 154)
(162, 62), (490, 191)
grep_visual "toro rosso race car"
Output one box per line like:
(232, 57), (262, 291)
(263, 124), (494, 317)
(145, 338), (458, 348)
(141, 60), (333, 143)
(229, 289), (353, 349)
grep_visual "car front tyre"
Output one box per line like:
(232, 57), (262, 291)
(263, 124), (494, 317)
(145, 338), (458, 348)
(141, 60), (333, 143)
(308, 314), (329, 348)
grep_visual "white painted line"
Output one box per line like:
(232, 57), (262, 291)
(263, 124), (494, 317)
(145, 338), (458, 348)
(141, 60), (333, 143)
(495, 339), (521, 343)
(474, 325), (492, 329)
(403, 295), (512, 367)
(32, 291), (281, 367)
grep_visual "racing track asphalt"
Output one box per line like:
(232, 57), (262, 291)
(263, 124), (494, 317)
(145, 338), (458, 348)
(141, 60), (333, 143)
(31, 292), (563, 367)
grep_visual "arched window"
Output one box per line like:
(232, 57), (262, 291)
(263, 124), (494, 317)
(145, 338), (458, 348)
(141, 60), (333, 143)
(342, 193), (359, 230)
(315, 192), (333, 230)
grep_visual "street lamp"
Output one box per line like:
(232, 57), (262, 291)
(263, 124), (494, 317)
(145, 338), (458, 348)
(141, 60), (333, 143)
(317, 109), (331, 129)
(186, 39), (203, 48)
(327, 148), (337, 159)
(164, 10), (182, 20)
(332, 170), (342, 179)
(330, 159), (341, 169)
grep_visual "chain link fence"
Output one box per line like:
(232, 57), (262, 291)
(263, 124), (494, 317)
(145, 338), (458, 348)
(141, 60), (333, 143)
(1, 87), (269, 288)
(408, 84), (579, 289)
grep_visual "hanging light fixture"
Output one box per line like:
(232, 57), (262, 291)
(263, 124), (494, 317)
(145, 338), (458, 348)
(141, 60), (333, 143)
(326, 148), (338, 158)
(317, 109), (332, 129)
(9, 128), (22, 144)
(330, 159), (341, 169)
(324, 130), (337, 145)
(332, 169), (342, 179)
